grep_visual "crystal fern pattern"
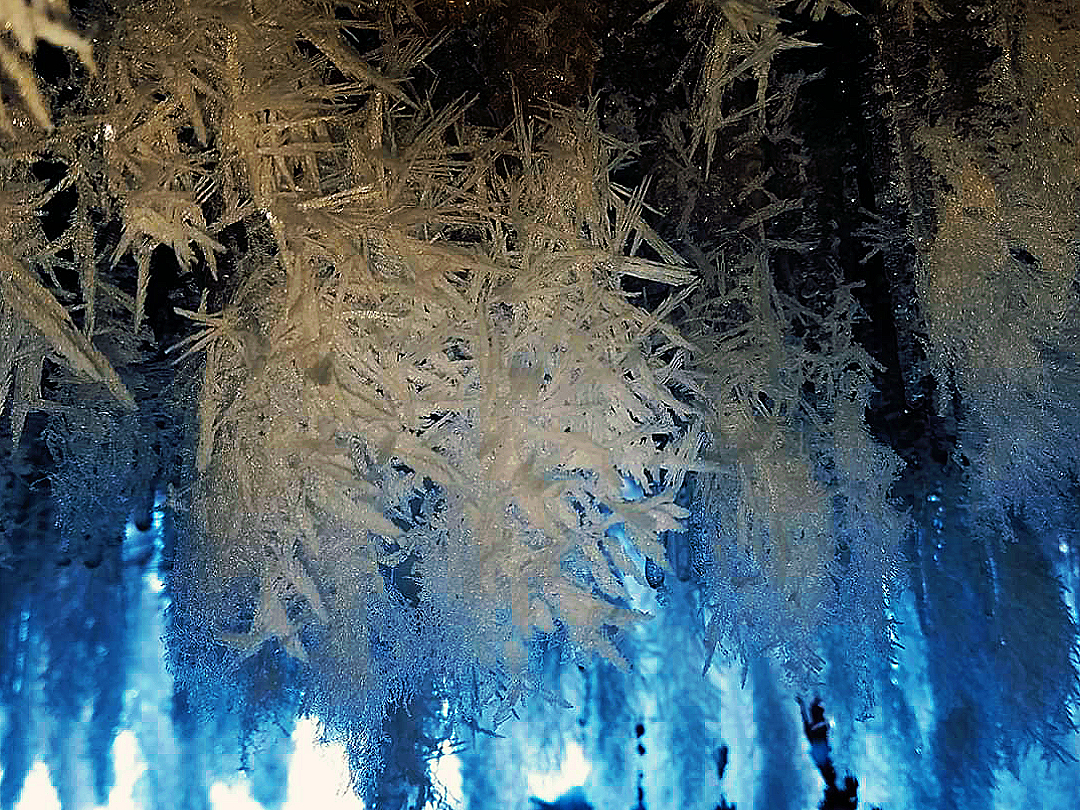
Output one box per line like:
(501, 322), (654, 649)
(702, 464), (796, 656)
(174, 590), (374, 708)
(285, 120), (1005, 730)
(1, 1), (1076, 804)
(0, 0), (705, 789)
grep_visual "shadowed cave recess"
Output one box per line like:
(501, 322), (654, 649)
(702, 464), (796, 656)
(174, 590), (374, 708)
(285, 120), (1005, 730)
(0, 1), (1079, 809)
